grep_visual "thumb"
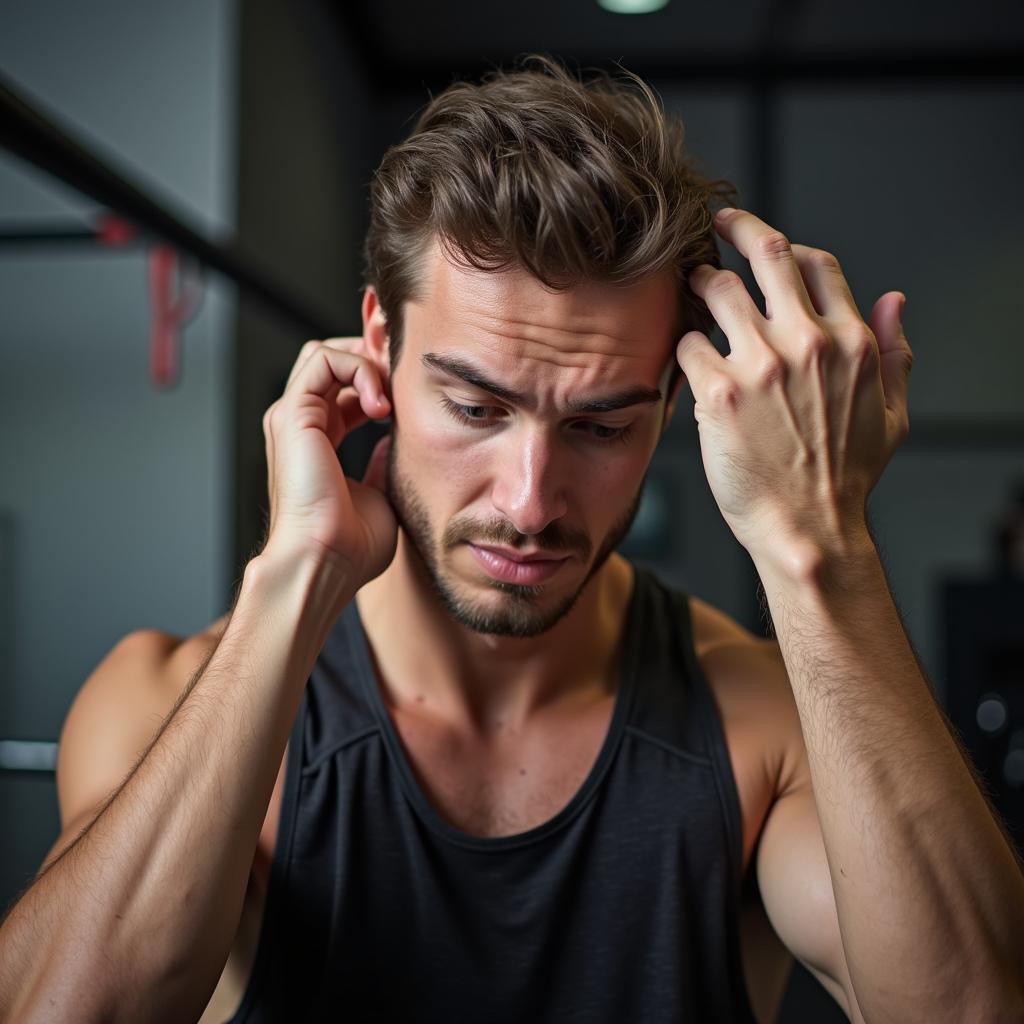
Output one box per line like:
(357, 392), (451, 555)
(362, 432), (392, 494)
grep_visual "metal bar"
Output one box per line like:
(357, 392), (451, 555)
(361, 49), (1024, 97)
(0, 224), (113, 246)
(0, 72), (337, 337)
(0, 739), (57, 773)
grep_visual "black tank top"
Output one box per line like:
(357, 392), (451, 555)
(227, 566), (757, 1023)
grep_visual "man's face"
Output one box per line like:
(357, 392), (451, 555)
(383, 241), (680, 638)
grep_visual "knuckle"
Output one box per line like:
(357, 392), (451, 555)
(849, 331), (879, 368)
(706, 270), (742, 299)
(706, 374), (741, 411)
(756, 231), (791, 261)
(754, 355), (786, 389)
(796, 326), (829, 357)
(808, 248), (840, 271)
(288, 340), (321, 377)
(263, 402), (281, 433)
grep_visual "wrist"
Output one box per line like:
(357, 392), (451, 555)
(751, 521), (878, 591)
(247, 540), (360, 617)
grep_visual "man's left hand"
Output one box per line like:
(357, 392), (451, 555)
(676, 207), (914, 574)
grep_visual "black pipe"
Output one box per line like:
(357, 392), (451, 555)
(0, 72), (337, 338)
(348, 49), (1024, 98)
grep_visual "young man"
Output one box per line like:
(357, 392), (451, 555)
(2, 57), (1023, 1024)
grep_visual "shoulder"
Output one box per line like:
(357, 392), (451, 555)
(687, 594), (798, 764)
(687, 593), (761, 657)
(686, 597), (808, 851)
(55, 614), (232, 830)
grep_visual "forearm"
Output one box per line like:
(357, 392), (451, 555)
(0, 546), (354, 1024)
(756, 534), (1024, 1022)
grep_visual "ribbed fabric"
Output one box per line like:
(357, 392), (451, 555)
(227, 566), (757, 1023)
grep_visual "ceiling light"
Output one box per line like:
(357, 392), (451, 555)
(597, 0), (670, 12)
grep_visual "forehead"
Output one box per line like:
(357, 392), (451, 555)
(402, 239), (679, 390)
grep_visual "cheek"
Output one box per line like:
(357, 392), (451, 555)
(395, 395), (487, 498)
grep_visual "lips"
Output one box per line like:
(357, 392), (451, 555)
(472, 544), (569, 564)
(466, 543), (569, 585)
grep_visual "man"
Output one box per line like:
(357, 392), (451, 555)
(2, 56), (1023, 1024)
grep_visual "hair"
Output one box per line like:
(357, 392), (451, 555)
(363, 54), (737, 395)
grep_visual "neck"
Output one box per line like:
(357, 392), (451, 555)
(355, 532), (635, 737)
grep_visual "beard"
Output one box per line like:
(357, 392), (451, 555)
(385, 424), (644, 638)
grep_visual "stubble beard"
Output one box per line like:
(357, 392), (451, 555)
(385, 424), (644, 638)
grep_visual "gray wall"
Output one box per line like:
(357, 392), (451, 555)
(0, 0), (238, 906)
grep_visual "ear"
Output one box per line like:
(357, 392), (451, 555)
(361, 286), (392, 401)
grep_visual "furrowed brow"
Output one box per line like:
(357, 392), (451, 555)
(422, 352), (663, 414)
(566, 388), (663, 414)
(422, 353), (527, 406)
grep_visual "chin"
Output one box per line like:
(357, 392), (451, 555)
(427, 556), (598, 639)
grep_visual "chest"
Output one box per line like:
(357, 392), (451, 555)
(412, 695), (624, 836)
(252, 674), (774, 880)
(218, 659), (788, 1024)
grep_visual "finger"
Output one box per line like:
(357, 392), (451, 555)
(791, 244), (860, 321)
(285, 336), (366, 391)
(335, 389), (370, 438)
(286, 340), (323, 390)
(688, 266), (766, 357)
(714, 208), (816, 321)
(285, 348), (390, 421)
(321, 338), (392, 409)
(676, 331), (740, 415)
(869, 291), (913, 433)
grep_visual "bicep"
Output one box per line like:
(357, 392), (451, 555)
(757, 778), (866, 1023)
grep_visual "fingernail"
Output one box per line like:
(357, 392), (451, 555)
(898, 293), (907, 316)
(716, 207), (736, 220)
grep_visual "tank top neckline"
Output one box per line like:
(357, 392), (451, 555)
(342, 565), (648, 852)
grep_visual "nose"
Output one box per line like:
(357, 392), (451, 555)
(490, 428), (568, 537)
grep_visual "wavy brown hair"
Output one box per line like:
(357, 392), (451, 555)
(364, 54), (737, 386)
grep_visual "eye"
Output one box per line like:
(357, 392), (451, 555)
(440, 395), (634, 445)
(574, 421), (635, 444)
(439, 396), (501, 426)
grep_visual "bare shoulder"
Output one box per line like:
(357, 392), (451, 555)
(47, 613), (233, 867)
(688, 594), (797, 744)
(688, 593), (762, 656)
(687, 596), (807, 862)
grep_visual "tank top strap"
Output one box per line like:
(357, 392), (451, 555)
(625, 567), (717, 760)
(297, 600), (380, 772)
(625, 567), (746, 882)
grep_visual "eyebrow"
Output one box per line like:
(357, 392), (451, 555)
(422, 352), (663, 414)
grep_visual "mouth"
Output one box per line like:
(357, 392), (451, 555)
(466, 543), (570, 586)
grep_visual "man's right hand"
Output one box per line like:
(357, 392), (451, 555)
(261, 336), (397, 588)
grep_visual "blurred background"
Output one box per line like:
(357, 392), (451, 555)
(1, 0), (1023, 1020)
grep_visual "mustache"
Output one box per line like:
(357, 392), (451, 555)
(441, 515), (592, 560)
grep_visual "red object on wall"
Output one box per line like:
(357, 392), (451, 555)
(95, 213), (136, 246)
(147, 244), (204, 389)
